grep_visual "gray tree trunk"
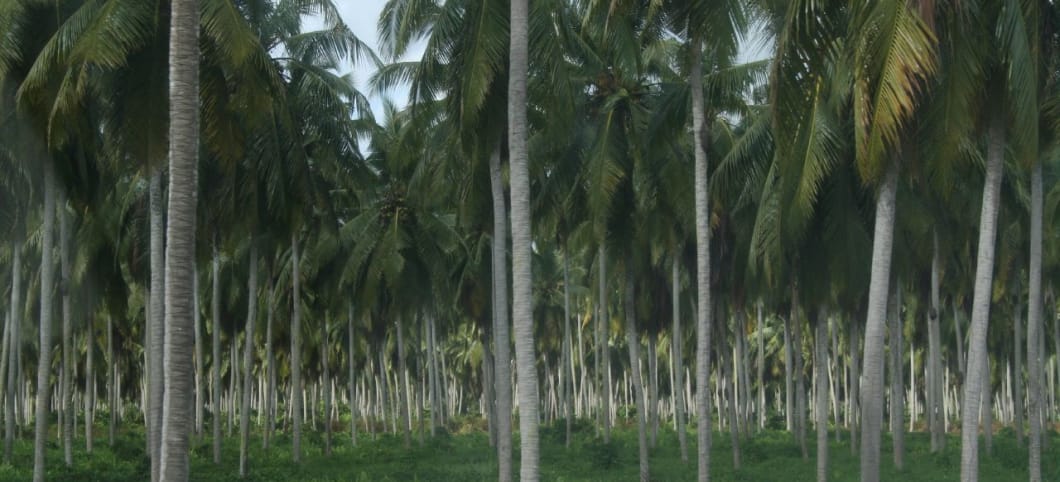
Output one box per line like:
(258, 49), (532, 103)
(815, 307), (829, 482)
(291, 234), (303, 463)
(785, 315), (794, 432)
(624, 268), (649, 481)
(792, 285), (807, 460)
(396, 316), (412, 448)
(1028, 161), (1044, 482)
(212, 245), (222, 464)
(108, 314), (115, 447)
(240, 243), (258, 477)
(928, 232), (944, 452)
(32, 161), (57, 482)
(648, 331), (659, 448)
(348, 303), (357, 446)
(264, 277), (275, 450)
(194, 267), (203, 438)
(672, 256), (688, 461)
(690, 36), (714, 482)
(1014, 306), (1024, 448)
(959, 120), (1005, 482)
(148, 169), (165, 482)
(508, 0), (539, 477)
(720, 305), (740, 469)
(5, 238), (19, 462)
(60, 194), (73, 467)
(323, 318), (331, 456)
(86, 315), (95, 453)
(889, 281), (904, 471)
(488, 146), (513, 481)
(757, 304), (765, 431)
(849, 319), (860, 456)
(158, 2), (201, 470)
(599, 245), (611, 442)
(858, 158), (899, 482)
(563, 253), (573, 447)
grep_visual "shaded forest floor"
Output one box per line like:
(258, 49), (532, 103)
(0, 417), (1058, 480)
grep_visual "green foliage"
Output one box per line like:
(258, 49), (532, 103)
(0, 422), (1056, 480)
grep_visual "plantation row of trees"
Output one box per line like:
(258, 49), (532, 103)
(0, 0), (1059, 481)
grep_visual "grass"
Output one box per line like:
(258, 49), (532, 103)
(0, 417), (1058, 480)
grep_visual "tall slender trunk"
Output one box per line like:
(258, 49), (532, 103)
(720, 304), (740, 469)
(562, 253), (573, 447)
(348, 303), (357, 446)
(599, 245), (611, 442)
(32, 161), (57, 482)
(849, 319), (860, 456)
(148, 169), (165, 482)
(323, 318), (332, 456)
(1028, 160), (1044, 481)
(211, 245), (222, 464)
(624, 267), (649, 481)
(5, 238), (19, 462)
(291, 234), (303, 463)
(690, 36), (714, 482)
(60, 194), (73, 467)
(928, 232), (944, 452)
(488, 146), (513, 481)
(194, 267), (202, 438)
(757, 304), (765, 431)
(1014, 305), (1024, 448)
(239, 242), (258, 477)
(954, 303), (966, 379)
(815, 307), (829, 482)
(508, 0), (539, 477)
(264, 277), (275, 450)
(672, 256), (688, 461)
(108, 314), (115, 447)
(648, 330), (659, 447)
(792, 284), (807, 460)
(86, 315), (95, 453)
(959, 119), (1005, 482)
(889, 281), (904, 470)
(785, 316), (794, 432)
(858, 158), (899, 482)
(396, 316), (411, 448)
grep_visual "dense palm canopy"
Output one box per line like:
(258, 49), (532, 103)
(0, 0), (1058, 481)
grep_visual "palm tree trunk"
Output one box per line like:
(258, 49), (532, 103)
(792, 285), (807, 460)
(508, 0), (539, 474)
(757, 303), (765, 431)
(858, 157), (899, 482)
(785, 315), (794, 432)
(148, 169), (165, 482)
(211, 244), (222, 464)
(108, 314), (115, 447)
(488, 145), (513, 481)
(954, 302), (966, 379)
(672, 256), (688, 462)
(86, 316), (95, 453)
(239, 242), (258, 477)
(291, 234), (303, 463)
(959, 119), (1005, 482)
(348, 303), (357, 446)
(624, 268), (649, 481)
(32, 160), (57, 482)
(928, 232), (944, 452)
(849, 319), (860, 456)
(599, 245), (611, 443)
(1014, 306), (1024, 448)
(648, 330), (659, 448)
(60, 194), (73, 467)
(194, 267), (203, 439)
(719, 305), (740, 470)
(889, 281), (904, 471)
(396, 315), (412, 448)
(5, 237), (19, 462)
(323, 318), (332, 456)
(264, 277), (275, 450)
(690, 36), (714, 482)
(1028, 160), (1044, 482)
(815, 307), (829, 482)
(158, 0), (201, 468)
(563, 253), (573, 448)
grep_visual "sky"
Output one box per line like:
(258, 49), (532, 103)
(317, 0), (769, 117)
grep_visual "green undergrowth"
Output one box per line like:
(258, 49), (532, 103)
(0, 420), (1057, 480)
